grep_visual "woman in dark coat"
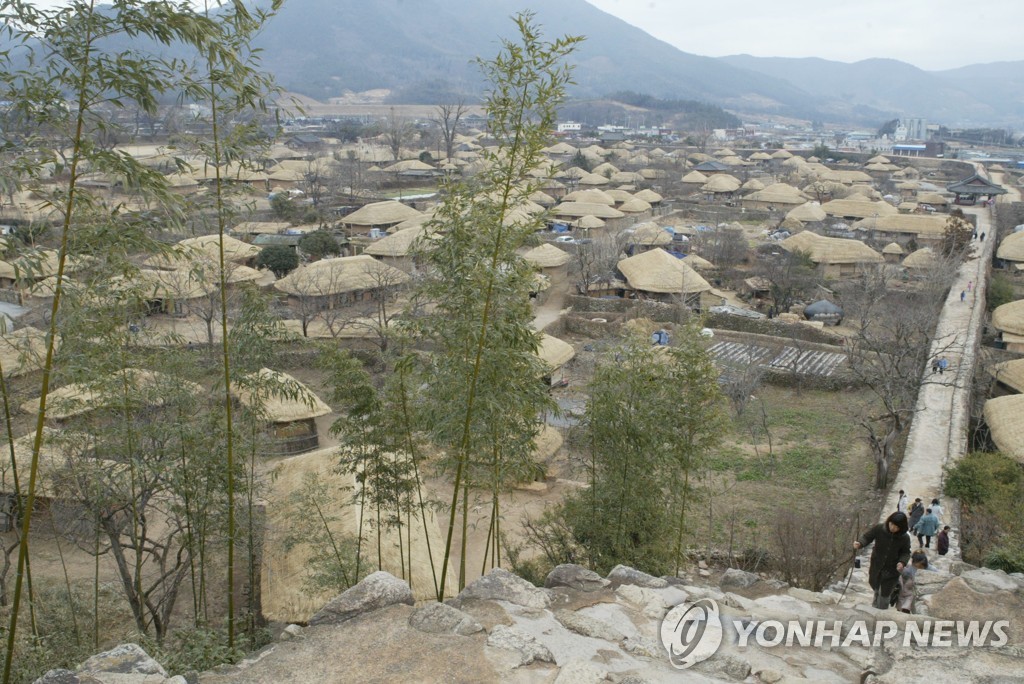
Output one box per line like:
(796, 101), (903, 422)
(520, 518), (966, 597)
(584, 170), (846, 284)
(854, 511), (912, 609)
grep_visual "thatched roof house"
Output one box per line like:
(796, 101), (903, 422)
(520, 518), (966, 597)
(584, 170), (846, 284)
(363, 226), (433, 271)
(983, 395), (1024, 463)
(536, 333), (575, 382)
(617, 248), (711, 303)
(779, 231), (883, 278)
(628, 222), (672, 250)
(683, 254), (715, 271)
(0, 327), (56, 378)
(786, 202), (828, 223)
(550, 202), (625, 220)
(882, 242), (904, 263)
(618, 198), (652, 214)
(145, 234), (260, 270)
(234, 368), (331, 455)
(989, 358), (1024, 395)
(996, 232), (1024, 266)
(902, 247), (938, 271)
(523, 243), (571, 270)
(573, 215), (606, 229)
(681, 170), (708, 185)
(992, 300), (1024, 353)
(701, 174), (741, 194)
(821, 199), (898, 220)
(851, 214), (948, 245)
(562, 188), (615, 205)
(274, 255), (410, 301)
(340, 201), (421, 232)
(232, 221), (292, 237)
(741, 183), (807, 210)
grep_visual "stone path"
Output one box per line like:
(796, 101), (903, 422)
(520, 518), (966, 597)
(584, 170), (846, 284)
(709, 340), (847, 377)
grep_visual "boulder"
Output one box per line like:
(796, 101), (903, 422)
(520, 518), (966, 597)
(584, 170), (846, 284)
(553, 659), (608, 684)
(927, 577), (1023, 642)
(308, 571), (414, 626)
(34, 672), (102, 684)
(959, 568), (1020, 594)
(545, 564), (609, 592)
(408, 602), (483, 636)
(279, 624), (302, 641)
(486, 625), (555, 666)
(554, 609), (625, 642)
(458, 567), (551, 609)
(607, 564), (669, 588)
(79, 644), (167, 678)
(719, 568), (760, 592)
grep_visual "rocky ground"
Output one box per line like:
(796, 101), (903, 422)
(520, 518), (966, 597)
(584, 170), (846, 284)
(39, 550), (1024, 684)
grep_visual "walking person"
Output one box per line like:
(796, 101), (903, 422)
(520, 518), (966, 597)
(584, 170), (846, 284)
(896, 490), (909, 515)
(908, 497), (925, 532)
(929, 498), (944, 525)
(960, 290), (966, 302)
(980, 232), (986, 242)
(914, 508), (941, 548)
(938, 357), (949, 375)
(967, 281), (973, 292)
(937, 526), (951, 556)
(854, 512), (911, 610)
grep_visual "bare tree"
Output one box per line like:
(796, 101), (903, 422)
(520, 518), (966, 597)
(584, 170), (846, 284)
(755, 248), (820, 315)
(382, 108), (413, 162)
(433, 101), (467, 162)
(572, 232), (627, 294)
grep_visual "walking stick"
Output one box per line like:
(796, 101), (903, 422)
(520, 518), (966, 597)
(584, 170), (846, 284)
(837, 511), (861, 606)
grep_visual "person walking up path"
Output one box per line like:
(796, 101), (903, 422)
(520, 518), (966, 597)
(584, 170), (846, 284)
(914, 508), (941, 548)
(855, 512), (911, 609)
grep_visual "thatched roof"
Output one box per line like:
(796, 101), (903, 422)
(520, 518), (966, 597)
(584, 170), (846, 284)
(741, 178), (765, 191)
(136, 268), (213, 300)
(536, 334), (575, 370)
(821, 198), (898, 220)
(619, 198), (652, 213)
(21, 368), (204, 421)
(234, 368), (331, 423)
(996, 231), (1024, 262)
(551, 202), (625, 219)
(0, 429), (116, 499)
(563, 189), (615, 205)
(992, 299), (1024, 336)
(713, 148), (736, 157)
(851, 214), (947, 236)
(610, 171), (645, 184)
(605, 189), (634, 203)
(786, 202), (827, 222)
(591, 162), (619, 175)
(702, 175), (741, 193)
(681, 170), (708, 184)
(574, 215), (606, 229)
(0, 327), (57, 378)
(779, 231), (884, 265)
(578, 173), (610, 186)
(744, 183), (807, 205)
(145, 235), (259, 269)
(233, 221), (292, 236)
(629, 222), (672, 246)
(274, 255), (410, 297)
(748, 152), (772, 161)
(341, 201), (421, 227)
(882, 242), (904, 255)
(523, 243), (571, 268)
(381, 159), (435, 173)
(683, 254), (715, 270)
(902, 247), (937, 270)
(916, 191), (950, 205)
(11, 250), (89, 280)
(770, 149), (794, 159)
(364, 226), (432, 258)
(989, 358), (1024, 393)
(544, 142), (578, 155)
(983, 395), (1024, 462)
(867, 155), (891, 164)
(617, 248), (712, 294)
(634, 189), (663, 203)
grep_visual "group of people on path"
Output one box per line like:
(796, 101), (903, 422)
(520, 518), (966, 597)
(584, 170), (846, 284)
(854, 489), (951, 611)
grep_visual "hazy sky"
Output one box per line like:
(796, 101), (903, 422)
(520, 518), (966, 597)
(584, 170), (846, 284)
(584, 0), (1023, 71)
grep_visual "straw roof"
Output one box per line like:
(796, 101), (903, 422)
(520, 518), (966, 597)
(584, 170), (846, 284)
(827, 169), (874, 184)
(619, 198), (652, 213)
(536, 333), (575, 370)
(578, 173), (610, 186)
(996, 232), (1024, 262)
(611, 171), (645, 184)
(916, 191), (950, 205)
(233, 221), (292, 236)
(605, 189), (634, 203)
(902, 247), (937, 270)
(989, 358), (1024, 393)
(574, 215), (606, 229)
(852, 214), (947, 237)
(274, 255), (410, 297)
(591, 162), (619, 175)
(529, 190), (556, 207)
(341, 201), (421, 227)
(770, 149), (794, 159)
(779, 231), (884, 265)
(786, 202), (827, 222)
(744, 183), (807, 205)
(992, 299), (1024, 336)
(260, 447), (449, 620)
(0, 327), (58, 378)
(11, 250), (89, 280)
(363, 226), (432, 258)
(634, 189), (663, 203)
(145, 235), (259, 270)
(821, 199), (898, 220)
(0, 429), (120, 499)
(748, 152), (772, 161)
(136, 268), (213, 301)
(702, 175), (741, 193)
(234, 368), (331, 423)
(741, 178), (765, 191)
(544, 142), (578, 155)
(563, 188), (615, 205)
(882, 242), (904, 255)
(867, 155), (891, 164)
(683, 254), (715, 270)
(617, 248), (712, 294)
(983, 395), (1024, 463)
(21, 368), (204, 421)
(681, 170), (708, 184)
(381, 159), (435, 173)
(629, 222), (672, 246)
(551, 202), (625, 219)
(523, 243), (571, 268)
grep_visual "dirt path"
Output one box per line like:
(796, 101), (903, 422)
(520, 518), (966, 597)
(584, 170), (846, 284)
(531, 271), (570, 332)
